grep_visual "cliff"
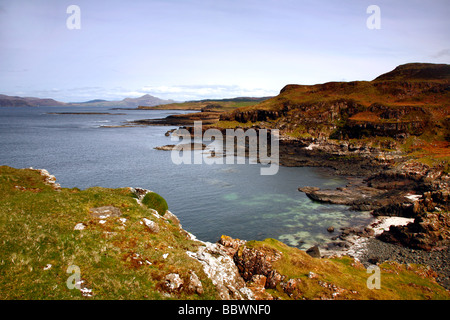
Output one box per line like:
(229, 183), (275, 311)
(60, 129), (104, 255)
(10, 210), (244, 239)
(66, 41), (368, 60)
(0, 166), (448, 300)
(217, 63), (449, 167)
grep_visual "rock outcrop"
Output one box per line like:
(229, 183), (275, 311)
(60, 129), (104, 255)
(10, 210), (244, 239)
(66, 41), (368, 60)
(154, 143), (206, 151)
(89, 206), (123, 218)
(186, 238), (254, 300)
(377, 191), (450, 250)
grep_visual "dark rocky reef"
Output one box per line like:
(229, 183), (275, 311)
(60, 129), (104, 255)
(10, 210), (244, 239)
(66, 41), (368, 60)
(130, 111), (221, 126)
(299, 159), (449, 251)
(377, 190), (450, 251)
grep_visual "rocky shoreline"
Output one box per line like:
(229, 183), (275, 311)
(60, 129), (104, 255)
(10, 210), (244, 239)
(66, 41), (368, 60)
(279, 140), (449, 289)
(360, 238), (450, 289)
(317, 215), (450, 290)
(153, 119), (449, 292)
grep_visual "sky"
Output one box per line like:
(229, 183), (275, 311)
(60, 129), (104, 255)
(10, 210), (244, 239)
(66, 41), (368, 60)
(0, 0), (449, 102)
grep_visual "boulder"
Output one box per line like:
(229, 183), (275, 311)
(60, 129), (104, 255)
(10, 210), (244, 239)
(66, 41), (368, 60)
(164, 210), (181, 227)
(187, 271), (204, 295)
(141, 218), (160, 233)
(186, 242), (254, 300)
(164, 273), (184, 292)
(89, 206), (122, 218)
(154, 143), (206, 151)
(306, 245), (321, 258)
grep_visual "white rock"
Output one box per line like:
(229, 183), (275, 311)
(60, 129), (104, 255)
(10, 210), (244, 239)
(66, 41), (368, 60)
(164, 273), (183, 292)
(186, 242), (253, 300)
(74, 223), (86, 230)
(43, 264), (52, 270)
(405, 194), (421, 202)
(80, 287), (93, 297)
(142, 218), (160, 233)
(372, 217), (414, 235)
(305, 143), (319, 150)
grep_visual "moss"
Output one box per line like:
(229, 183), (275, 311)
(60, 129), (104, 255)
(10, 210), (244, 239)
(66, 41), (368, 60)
(141, 192), (168, 216)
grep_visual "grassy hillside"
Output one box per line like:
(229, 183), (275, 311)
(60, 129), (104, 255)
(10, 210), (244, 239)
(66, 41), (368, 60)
(0, 166), (218, 299)
(237, 238), (449, 300)
(220, 63), (449, 113)
(216, 63), (450, 166)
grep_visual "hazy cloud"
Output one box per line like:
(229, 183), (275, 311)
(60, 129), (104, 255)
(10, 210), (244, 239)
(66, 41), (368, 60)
(0, 0), (449, 101)
(138, 85), (275, 101)
(432, 49), (450, 58)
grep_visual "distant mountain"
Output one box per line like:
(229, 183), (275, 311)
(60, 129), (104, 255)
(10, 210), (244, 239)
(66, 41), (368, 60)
(0, 94), (67, 107)
(69, 94), (176, 108)
(76, 99), (108, 104)
(0, 93), (175, 108)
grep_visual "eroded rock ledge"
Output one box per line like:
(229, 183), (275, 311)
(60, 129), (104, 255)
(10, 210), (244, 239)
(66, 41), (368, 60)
(299, 161), (450, 251)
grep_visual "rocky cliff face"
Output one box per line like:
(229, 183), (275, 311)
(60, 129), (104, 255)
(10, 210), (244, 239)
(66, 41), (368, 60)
(377, 190), (450, 251)
(186, 238), (254, 300)
(218, 63), (449, 144)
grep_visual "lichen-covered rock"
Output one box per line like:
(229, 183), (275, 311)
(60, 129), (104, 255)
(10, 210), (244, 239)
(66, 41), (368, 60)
(233, 244), (284, 289)
(32, 168), (61, 190)
(89, 206), (122, 218)
(164, 210), (181, 227)
(186, 242), (253, 300)
(186, 271), (204, 295)
(218, 235), (246, 257)
(141, 218), (160, 233)
(164, 273), (184, 292)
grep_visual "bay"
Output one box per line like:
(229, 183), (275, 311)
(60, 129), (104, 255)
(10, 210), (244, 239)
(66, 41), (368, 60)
(0, 106), (373, 249)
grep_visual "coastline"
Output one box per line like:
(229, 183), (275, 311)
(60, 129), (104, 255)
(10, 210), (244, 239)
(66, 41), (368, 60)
(285, 139), (450, 290)
(153, 124), (449, 289)
(321, 215), (450, 290)
(1, 165), (448, 299)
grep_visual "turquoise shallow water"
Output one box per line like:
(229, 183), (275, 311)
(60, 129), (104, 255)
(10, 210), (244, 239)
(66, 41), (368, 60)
(0, 106), (373, 249)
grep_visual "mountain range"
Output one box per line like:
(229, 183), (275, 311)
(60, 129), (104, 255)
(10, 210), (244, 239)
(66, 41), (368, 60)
(0, 93), (175, 108)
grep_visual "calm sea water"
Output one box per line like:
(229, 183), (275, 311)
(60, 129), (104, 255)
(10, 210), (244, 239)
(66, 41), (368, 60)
(0, 106), (373, 249)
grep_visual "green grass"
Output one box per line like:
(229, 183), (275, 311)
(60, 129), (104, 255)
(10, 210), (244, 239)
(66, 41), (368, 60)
(139, 99), (266, 112)
(242, 238), (449, 300)
(0, 166), (218, 300)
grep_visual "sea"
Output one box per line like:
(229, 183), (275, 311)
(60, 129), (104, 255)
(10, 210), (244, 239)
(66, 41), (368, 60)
(0, 106), (373, 249)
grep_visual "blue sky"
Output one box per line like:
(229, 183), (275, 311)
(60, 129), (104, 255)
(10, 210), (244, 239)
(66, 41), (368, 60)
(0, 0), (449, 102)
